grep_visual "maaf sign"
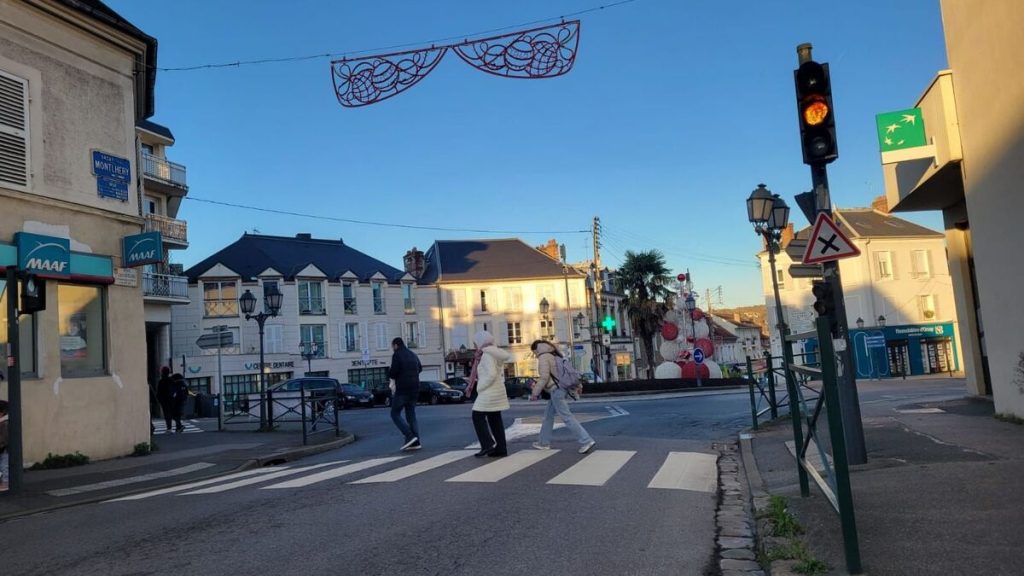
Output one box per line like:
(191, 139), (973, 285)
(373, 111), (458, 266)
(122, 232), (163, 267)
(16, 232), (70, 277)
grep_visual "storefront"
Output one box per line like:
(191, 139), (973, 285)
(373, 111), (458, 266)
(848, 322), (959, 379)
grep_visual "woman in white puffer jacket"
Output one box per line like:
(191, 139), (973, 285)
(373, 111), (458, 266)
(467, 331), (513, 457)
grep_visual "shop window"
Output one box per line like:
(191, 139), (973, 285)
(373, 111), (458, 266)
(59, 284), (106, 377)
(348, 367), (389, 390)
(0, 279), (36, 377)
(185, 377), (211, 395)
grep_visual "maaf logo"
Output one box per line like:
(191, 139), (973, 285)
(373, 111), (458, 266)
(126, 237), (158, 264)
(24, 241), (69, 273)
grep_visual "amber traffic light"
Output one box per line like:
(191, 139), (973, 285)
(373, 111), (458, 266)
(794, 61), (838, 165)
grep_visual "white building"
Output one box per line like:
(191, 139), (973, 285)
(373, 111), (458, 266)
(759, 206), (962, 379)
(712, 314), (767, 364)
(171, 233), (443, 398)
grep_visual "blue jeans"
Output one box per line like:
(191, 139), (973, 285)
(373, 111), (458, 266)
(390, 393), (419, 441)
(538, 388), (593, 446)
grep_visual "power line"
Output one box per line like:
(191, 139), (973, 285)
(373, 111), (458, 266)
(183, 196), (590, 235)
(157, 0), (639, 72)
(601, 226), (759, 268)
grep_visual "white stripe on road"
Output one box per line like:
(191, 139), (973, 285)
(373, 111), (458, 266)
(896, 408), (945, 414)
(647, 452), (717, 493)
(351, 451), (475, 484)
(446, 449), (559, 483)
(107, 467), (286, 501)
(181, 462), (344, 495)
(547, 450), (635, 487)
(263, 457), (406, 489)
(464, 418), (565, 449)
(605, 405), (629, 417)
(47, 462), (217, 497)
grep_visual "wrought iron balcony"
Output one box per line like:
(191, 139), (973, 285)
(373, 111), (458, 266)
(142, 152), (187, 188)
(299, 297), (327, 315)
(144, 213), (188, 247)
(143, 272), (189, 303)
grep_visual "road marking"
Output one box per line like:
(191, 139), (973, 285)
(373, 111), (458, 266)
(447, 449), (559, 483)
(47, 462), (217, 497)
(896, 408), (945, 414)
(647, 452), (717, 492)
(152, 420), (204, 434)
(605, 405), (629, 417)
(263, 457), (406, 489)
(107, 467), (285, 501)
(547, 450), (635, 486)
(465, 418), (565, 449)
(181, 462), (344, 495)
(351, 451), (476, 484)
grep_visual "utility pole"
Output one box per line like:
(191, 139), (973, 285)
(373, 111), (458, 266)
(592, 216), (606, 382)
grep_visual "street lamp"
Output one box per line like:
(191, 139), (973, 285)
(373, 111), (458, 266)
(684, 293), (702, 387)
(747, 184), (791, 357)
(301, 340), (320, 375)
(239, 284), (282, 430)
(539, 297), (552, 340)
(539, 297), (550, 316)
(877, 315), (886, 327)
(856, 317), (864, 329)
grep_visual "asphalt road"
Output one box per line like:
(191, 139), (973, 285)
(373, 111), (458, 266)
(2, 390), (757, 576)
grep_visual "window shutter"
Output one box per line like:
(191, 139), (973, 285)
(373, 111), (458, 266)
(418, 321), (425, 349)
(0, 70), (29, 190)
(360, 322), (367, 352)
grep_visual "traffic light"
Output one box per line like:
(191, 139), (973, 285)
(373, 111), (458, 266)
(794, 60), (838, 165)
(19, 274), (45, 314)
(811, 280), (838, 334)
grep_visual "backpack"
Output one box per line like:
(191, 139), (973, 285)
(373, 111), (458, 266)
(549, 355), (581, 392)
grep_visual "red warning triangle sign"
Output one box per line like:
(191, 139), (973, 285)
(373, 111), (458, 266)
(801, 213), (860, 264)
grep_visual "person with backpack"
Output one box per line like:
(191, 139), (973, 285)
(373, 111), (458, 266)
(465, 330), (513, 458)
(529, 340), (595, 454)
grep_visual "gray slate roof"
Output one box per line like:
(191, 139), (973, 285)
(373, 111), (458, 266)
(836, 209), (942, 238)
(420, 239), (584, 284)
(184, 233), (405, 283)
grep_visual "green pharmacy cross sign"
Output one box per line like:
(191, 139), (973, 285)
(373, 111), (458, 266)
(602, 316), (617, 332)
(876, 108), (927, 152)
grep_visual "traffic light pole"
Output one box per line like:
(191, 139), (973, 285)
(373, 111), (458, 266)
(811, 166), (867, 466)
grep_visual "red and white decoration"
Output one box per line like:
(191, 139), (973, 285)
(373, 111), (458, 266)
(653, 292), (724, 380)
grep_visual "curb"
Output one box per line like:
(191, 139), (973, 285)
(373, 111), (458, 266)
(0, 432), (356, 523)
(712, 441), (765, 576)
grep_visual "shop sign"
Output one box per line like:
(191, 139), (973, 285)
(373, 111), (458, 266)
(352, 358), (385, 367)
(244, 361), (295, 370)
(122, 231), (163, 267)
(16, 232), (70, 277)
(114, 267), (138, 287)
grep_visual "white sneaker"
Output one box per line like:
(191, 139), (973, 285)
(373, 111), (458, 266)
(400, 436), (419, 451)
(531, 442), (551, 450)
(578, 440), (596, 454)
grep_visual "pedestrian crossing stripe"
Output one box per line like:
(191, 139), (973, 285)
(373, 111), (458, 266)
(104, 450), (718, 502)
(152, 420), (203, 434)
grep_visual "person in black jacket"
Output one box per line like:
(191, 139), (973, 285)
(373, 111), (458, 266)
(388, 337), (422, 451)
(156, 367), (176, 432)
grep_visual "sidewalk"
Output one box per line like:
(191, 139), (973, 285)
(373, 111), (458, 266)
(743, 387), (1024, 575)
(0, 419), (353, 521)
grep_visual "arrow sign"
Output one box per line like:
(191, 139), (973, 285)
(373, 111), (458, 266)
(802, 213), (860, 265)
(693, 347), (705, 364)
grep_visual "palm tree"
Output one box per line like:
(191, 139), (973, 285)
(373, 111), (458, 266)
(617, 249), (675, 379)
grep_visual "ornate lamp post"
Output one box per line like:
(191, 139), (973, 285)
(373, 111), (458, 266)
(239, 284), (282, 431)
(539, 297), (551, 340)
(856, 317), (864, 329)
(877, 315), (886, 327)
(747, 184), (791, 357)
(301, 340), (320, 376)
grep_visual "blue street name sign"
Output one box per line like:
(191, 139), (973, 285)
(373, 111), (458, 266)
(15, 232), (71, 277)
(97, 176), (129, 201)
(122, 231), (163, 267)
(92, 150), (131, 202)
(693, 347), (705, 364)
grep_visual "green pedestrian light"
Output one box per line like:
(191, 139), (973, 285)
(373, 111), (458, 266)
(602, 316), (616, 333)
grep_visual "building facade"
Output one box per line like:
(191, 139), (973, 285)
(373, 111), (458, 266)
(759, 207), (961, 379)
(0, 0), (160, 461)
(171, 234), (443, 398)
(881, 0), (1024, 415)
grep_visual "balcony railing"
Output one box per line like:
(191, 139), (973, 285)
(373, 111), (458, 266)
(205, 298), (238, 318)
(143, 272), (189, 300)
(145, 213), (188, 245)
(299, 297), (327, 315)
(142, 152), (187, 188)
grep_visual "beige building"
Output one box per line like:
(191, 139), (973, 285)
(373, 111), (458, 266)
(0, 0), (163, 461)
(881, 0), (1024, 415)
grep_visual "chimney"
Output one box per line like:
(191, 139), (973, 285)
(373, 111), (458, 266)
(537, 239), (560, 261)
(403, 246), (425, 278)
(780, 223), (795, 247)
(871, 195), (890, 213)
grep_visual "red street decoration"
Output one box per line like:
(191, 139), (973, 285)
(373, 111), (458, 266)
(695, 338), (715, 357)
(331, 20), (581, 107)
(679, 361), (710, 379)
(690, 308), (705, 321)
(686, 336), (695, 343)
(661, 322), (679, 341)
(676, 273), (688, 282)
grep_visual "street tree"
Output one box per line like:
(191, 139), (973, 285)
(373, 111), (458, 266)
(618, 249), (674, 379)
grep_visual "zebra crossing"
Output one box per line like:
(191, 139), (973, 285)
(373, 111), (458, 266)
(106, 448), (718, 503)
(152, 419), (204, 435)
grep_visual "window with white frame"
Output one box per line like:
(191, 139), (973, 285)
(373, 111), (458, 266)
(264, 325), (283, 354)
(344, 322), (360, 352)
(0, 70), (30, 191)
(876, 251), (894, 280)
(503, 287), (523, 312)
(919, 294), (937, 320)
(507, 322), (522, 345)
(299, 325), (326, 357)
(540, 319), (555, 341)
(342, 281), (357, 314)
(299, 280), (325, 315)
(374, 322), (389, 350)
(203, 281), (238, 317)
(402, 283), (415, 313)
(911, 250), (931, 279)
(449, 288), (467, 315)
(58, 284), (106, 377)
(775, 268), (785, 289)
(406, 321), (420, 348)
(372, 281), (385, 314)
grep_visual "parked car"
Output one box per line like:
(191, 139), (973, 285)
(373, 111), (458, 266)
(418, 381), (464, 404)
(260, 377), (343, 417)
(339, 384), (375, 409)
(444, 376), (475, 401)
(370, 383), (392, 407)
(503, 377), (535, 399)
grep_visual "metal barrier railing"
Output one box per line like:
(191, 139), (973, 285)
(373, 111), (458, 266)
(217, 388), (341, 445)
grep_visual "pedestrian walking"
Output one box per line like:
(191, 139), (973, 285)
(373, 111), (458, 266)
(0, 399), (9, 491)
(170, 373), (189, 433)
(388, 337), (422, 451)
(464, 331), (513, 458)
(156, 367), (177, 432)
(529, 340), (596, 454)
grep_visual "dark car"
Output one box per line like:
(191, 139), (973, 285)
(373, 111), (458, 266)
(444, 377), (469, 394)
(268, 377), (343, 413)
(339, 384), (375, 409)
(503, 377), (535, 399)
(418, 381), (464, 405)
(369, 383), (393, 407)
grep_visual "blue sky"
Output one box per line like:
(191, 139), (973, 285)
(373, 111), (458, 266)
(108, 0), (948, 306)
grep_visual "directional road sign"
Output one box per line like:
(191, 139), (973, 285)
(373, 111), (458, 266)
(785, 238), (809, 262)
(789, 263), (824, 278)
(693, 347), (705, 364)
(802, 213), (860, 265)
